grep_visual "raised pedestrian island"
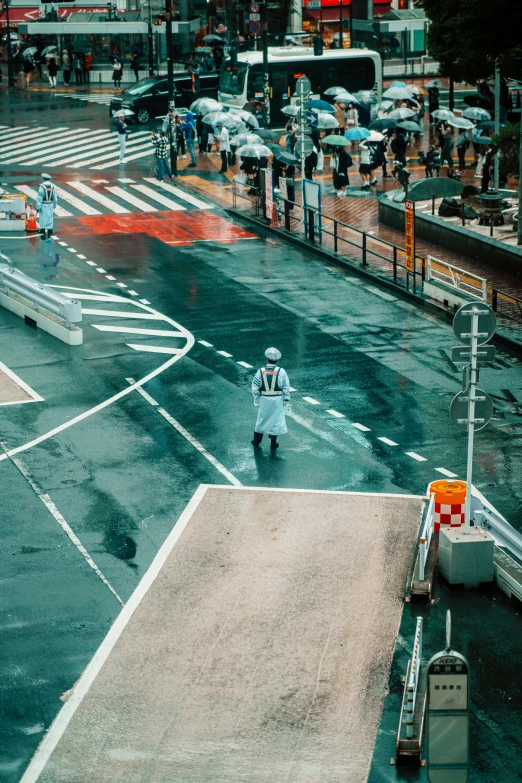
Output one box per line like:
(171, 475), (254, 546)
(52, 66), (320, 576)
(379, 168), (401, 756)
(23, 485), (424, 783)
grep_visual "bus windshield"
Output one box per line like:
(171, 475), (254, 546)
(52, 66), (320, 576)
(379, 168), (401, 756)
(220, 63), (248, 95)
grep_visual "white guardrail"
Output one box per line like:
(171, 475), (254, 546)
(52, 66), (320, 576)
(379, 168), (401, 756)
(405, 617), (423, 739)
(418, 493), (435, 582)
(426, 255), (488, 302)
(0, 265), (82, 327)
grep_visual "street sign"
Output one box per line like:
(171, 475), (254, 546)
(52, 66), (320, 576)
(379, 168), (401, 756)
(298, 136), (314, 157)
(296, 75), (311, 98)
(264, 167), (273, 220)
(306, 109), (318, 126)
(306, 0), (321, 7)
(451, 345), (496, 364)
(249, 19), (261, 34)
(427, 612), (470, 783)
(247, 13), (260, 20)
(450, 389), (493, 431)
(453, 302), (496, 346)
(249, 1), (259, 10)
(405, 199), (415, 273)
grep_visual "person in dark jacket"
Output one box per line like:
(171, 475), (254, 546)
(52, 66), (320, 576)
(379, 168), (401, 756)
(427, 86), (439, 123)
(131, 53), (140, 82)
(331, 147), (350, 196)
(47, 56), (58, 88)
(23, 56), (34, 89)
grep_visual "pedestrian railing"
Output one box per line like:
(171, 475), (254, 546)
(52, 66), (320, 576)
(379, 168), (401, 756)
(396, 615), (426, 761)
(491, 288), (522, 327)
(0, 265), (82, 326)
(404, 617), (423, 739)
(418, 493), (435, 583)
(426, 255), (488, 301)
(231, 181), (261, 216)
(277, 196), (425, 294)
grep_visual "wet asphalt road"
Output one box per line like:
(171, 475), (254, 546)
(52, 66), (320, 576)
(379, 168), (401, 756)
(1, 91), (522, 783)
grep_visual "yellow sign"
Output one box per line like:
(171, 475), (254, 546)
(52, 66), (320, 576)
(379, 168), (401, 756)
(405, 199), (415, 273)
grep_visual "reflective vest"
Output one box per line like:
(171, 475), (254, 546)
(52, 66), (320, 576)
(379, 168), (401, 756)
(42, 184), (54, 204)
(259, 366), (283, 396)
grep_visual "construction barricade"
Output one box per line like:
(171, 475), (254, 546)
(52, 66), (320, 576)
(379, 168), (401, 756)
(429, 480), (466, 531)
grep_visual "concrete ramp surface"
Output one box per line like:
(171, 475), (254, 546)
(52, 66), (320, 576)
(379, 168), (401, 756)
(25, 485), (424, 783)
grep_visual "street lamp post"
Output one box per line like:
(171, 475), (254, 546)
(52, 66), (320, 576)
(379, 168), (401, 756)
(2, 0), (15, 88)
(165, 0), (176, 172)
(141, 1), (155, 76)
(518, 97), (522, 245)
(339, 0), (342, 49)
(262, 0), (270, 125)
(493, 62), (500, 191)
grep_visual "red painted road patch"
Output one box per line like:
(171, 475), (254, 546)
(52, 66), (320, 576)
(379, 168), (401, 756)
(58, 210), (256, 245)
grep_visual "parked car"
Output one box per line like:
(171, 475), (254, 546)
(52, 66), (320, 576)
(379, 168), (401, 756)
(110, 73), (219, 123)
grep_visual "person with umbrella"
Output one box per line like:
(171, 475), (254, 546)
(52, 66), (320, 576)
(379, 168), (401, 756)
(358, 139), (373, 189)
(36, 173), (58, 239)
(440, 121), (455, 178)
(47, 54), (58, 89)
(456, 128), (470, 173)
(131, 52), (140, 82)
(215, 120), (230, 173)
(331, 145), (351, 196)
(427, 85), (439, 124)
(345, 101), (358, 128)
(334, 99), (347, 135)
(390, 129), (407, 169)
(285, 115), (297, 153)
(251, 347), (291, 451)
(13, 44), (24, 89)
(23, 53), (34, 89)
(182, 112), (197, 167)
(112, 57), (122, 88)
(62, 49), (71, 86)
(83, 51), (92, 84)
(116, 113), (128, 161)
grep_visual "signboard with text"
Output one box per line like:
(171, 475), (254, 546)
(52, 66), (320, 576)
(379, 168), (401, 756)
(405, 199), (415, 273)
(264, 168), (273, 220)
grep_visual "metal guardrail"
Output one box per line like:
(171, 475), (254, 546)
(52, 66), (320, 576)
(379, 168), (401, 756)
(0, 265), (82, 326)
(231, 180), (261, 216)
(491, 288), (522, 327)
(474, 507), (522, 564)
(404, 617), (423, 739)
(426, 255), (487, 301)
(418, 493), (435, 582)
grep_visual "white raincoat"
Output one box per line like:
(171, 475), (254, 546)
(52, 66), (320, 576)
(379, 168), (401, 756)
(36, 181), (58, 231)
(251, 362), (290, 436)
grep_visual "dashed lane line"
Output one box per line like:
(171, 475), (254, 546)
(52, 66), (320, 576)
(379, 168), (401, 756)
(378, 436), (398, 446)
(303, 396), (321, 405)
(217, 350), (233, 357)
(352, 423), (372, 432)
(435, 467), (459, 478)
(198, 340), (213, 347)
(237, 361), (253, 368)
(326, 409), (345, 418)
(406, 451), (428, 462)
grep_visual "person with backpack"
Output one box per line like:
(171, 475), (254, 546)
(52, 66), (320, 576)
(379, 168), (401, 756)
(182, 111), (197, 167)
(36, 173), (58, 238)
(456, 130), (469, 172)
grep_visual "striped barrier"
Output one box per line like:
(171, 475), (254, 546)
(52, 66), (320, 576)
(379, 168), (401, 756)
(429, 480), (466, 531)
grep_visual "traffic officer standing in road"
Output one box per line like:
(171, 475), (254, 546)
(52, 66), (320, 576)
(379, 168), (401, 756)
(251, 347), (291, 450)
(35, 173), (58, 239)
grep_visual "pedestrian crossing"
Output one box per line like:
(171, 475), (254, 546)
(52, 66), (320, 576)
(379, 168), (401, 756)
(3, 177), (215, 217)
(55, 93), (114, 106)
(0, 124), (163, 171)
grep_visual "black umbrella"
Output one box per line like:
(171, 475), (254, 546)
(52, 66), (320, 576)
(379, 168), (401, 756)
(255, 129), (282, 141)
(463, 93), (493, 109)
(267, 143), (298, 165)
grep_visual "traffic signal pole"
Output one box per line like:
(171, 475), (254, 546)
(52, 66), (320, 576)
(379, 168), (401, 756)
(262, 1), (270, 125)
(3, 0), (15, 88)
(165, 0), (175, 171)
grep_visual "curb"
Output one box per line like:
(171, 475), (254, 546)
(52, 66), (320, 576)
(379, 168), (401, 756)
(226, 208), (522, 357)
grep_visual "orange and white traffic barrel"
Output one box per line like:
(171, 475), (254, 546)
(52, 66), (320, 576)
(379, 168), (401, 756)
(26, 204), (38, 232)
(429, 480), (466, 530)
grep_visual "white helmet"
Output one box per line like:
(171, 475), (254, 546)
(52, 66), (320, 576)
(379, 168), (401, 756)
(265, 347), (281, 361)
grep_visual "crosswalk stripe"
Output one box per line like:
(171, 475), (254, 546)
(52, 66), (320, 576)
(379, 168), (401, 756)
(82, 309), (160, 319)
(93, 325), (185, 337)
(66, 181), (130, 213)
(90, 142), (153, 170)
(66, 134), (151, 169)
(0, 127), (48, 145)
(143, 178), (213, 210)
(0, 126), (30, 139)
(0, 129), (94, 164)
(0, 127), (71, 155)
(127, 344), (181, 355)
(53, 185), (101, 216)
(15, 185), (73, 217)
(130, 184), (186, 211)
(105, 186), (157, 212)
(18, 130), (112, 166)
(44, 134), (144, 168)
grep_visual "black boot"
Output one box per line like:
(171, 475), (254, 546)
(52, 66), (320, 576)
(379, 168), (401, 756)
(251, 432), (263, 447)
(269, 436), (279, 450)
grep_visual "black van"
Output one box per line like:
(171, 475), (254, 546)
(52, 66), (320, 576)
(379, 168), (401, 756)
(110, 73), (219, 124)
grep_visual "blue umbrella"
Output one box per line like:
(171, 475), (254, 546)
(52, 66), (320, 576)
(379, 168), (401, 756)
(390, 80), (407, 88)
(345, 127), (371, 140)
(309, 99), (335, 113)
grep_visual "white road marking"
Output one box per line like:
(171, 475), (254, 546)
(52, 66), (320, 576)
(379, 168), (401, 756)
(62, 133), (150, 168)
(139, 299), (150, 305)
(128, 290), (139, 296)
(0, 361), (44, 405)
(217, 350), (232, 357)
(82, 309), (160, 319)
(406, 451), (427, 462)
(435, 467), (459, 478)
(0, 129), (92, 164)
(15, 185), (73, 218)
(92, 179), (110, 184)
(60, 293), (126, 302)
(105, 186), (157, 213)
(77, 254), (86, 259)
(378, 437), (398, 446)
(0, 444), (123, 607)
(326, 409), (344, 418)
(0, 288), (194, 466)
(119, 178), (136, 183)
(86, 261), (96, 266)
(58, 241), (68, 246)
(67, 181), (129, 213)
(93, 325), (185, 337)
(96, 267), (106, 273)
(127, 344), (181, 355)
(198, 340), (213, 347)
(0, 127), (71, 156)
(92, 144), (154, 170)
(19, 131), (111, 166)
(143, 178), (214, 209)
(289, 386), (297, 392)
(237, 361), (253, 368)
(125, 377), (158, 405)
(66, 247), (77, 253)
(131, 184), (186, 211)
(54, 185), (102, 216)
(116, 282), (127, 288)
(106, 275), (116, 281)
(303, 396), (320, 405)
(352, 423), (371, 432)
(17, 484), (210, 783)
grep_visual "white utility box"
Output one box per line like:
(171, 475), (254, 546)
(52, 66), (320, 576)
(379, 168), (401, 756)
(439, 526), (495, 588)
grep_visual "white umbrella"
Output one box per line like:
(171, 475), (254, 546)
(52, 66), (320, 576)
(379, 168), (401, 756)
(324, 86), (346, 95)
(203, 111), (243, 130)
(229, 108), (259, 128)
(388, 107), (415, 120)
(230, 132), (263, 146)
(333, 92), (360, 105)
(282, 105), (300, 116)
(448, 117), (474, 129)
(310, 112), (339, 130)
(112, 108), (135, 117)
(238, 143), (273, 158)
(382, 86), (414, 100)
(462, 107), (491, 121)
(367, 131), (385, 142)
(431, 109), (455, 121)
(190, 98), (223, 115)
(23, 46), (38, 58)
(375, 100), (394, 115)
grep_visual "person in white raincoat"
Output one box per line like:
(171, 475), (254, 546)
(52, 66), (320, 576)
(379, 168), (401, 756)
(251, 347), (291, 450)
(35, 173), (58, 239)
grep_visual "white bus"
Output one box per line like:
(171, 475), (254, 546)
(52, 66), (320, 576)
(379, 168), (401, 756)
(219, 47), (382, 125)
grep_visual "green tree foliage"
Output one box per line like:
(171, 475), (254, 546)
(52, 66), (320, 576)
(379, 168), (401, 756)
(421, 0), (522, 81)
(493, 122), (520, 178)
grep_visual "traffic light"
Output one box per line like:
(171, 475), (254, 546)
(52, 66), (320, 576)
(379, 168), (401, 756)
(313, 35), (324, 56)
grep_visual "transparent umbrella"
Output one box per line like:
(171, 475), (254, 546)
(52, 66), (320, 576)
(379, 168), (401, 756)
(112, 108), (135, 117)
(310, 112), (339, 130)
(237, 143), (273, 158)
(324, 86), (346, 95)
(42, 45), (58, 56)
(203, 111), (244, 130)
(396, 120), (423, 133)
(388, 107), (415, 120)
(448, 117), (474, 129)
(229, 108), (259, 128)
(375, 100), (394, 115)
(23, 46), (38, 58)
(382, 86), (414, 101)
(190, 98), (223, 115)
(230, 132), (263, 146)
(281, 105), (300, 116)
(426, 79), (449, 89)
(333, 92), (360, 105)
(431, 109), (455, 121)
(462, 107), (491, 121)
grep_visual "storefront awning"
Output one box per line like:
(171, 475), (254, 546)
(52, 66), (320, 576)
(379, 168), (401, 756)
(305, 4), (391, 22)
(0, 7), (109, 28)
